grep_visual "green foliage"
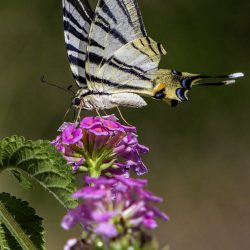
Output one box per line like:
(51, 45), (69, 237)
(0, 135), (77, 209)
(9, 169), (32, 189)
(0, 193), (44, 250)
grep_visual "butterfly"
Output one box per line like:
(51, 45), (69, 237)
(62, 0), (243, 110)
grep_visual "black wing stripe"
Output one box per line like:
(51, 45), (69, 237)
(88, 52), (106, 66)
(88, 39), (105, 50)
(112, 58), (147, 74)
(109, 61), (150, 81)
(95, 12), (110, 27)
(64, 21), (87, 42)
(88, 52), (150, 81)
(99, 0), (118, 24)
(114, 0), (134, 27)
(87, 74), (145, 90)
(94, 20), (128, 44)
(131, 43), (150, 58)
(65, 0), (93, 22)
(157, 43), (163, 54)
(149, 44), (157, 55)
(66, 43), (86, 54)
(69, 55), (85, 68)
(73, 74), (87, 84)
(132, 0), (147, 36)
(63, 8), (90, 32)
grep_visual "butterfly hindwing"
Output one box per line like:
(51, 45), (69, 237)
(62, 0), (94, 87)
(95, 37), (166, 94)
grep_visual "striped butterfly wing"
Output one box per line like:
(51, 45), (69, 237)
(97, 36), (167, 93)
(85, 0), (148, 89)
(62, 0), (93, 87)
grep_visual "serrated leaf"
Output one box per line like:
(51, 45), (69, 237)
(0, 192), (44, 250)
(0, 135), (77, 209)
(0, 223), (10, 250)
(9, 169), (32, 189)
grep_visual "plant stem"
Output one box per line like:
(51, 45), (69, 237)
(0, 202), (37, 250)
(88, 159), (100, 178)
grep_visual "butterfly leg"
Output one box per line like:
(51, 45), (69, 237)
(74, 107), (82, 125)
(103, 110), (109, 116)
(62, 106), (72, 122)
(95, 108), (105, 123)
(116, 106), (132, 126)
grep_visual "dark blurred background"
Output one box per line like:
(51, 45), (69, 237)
(0, 0), (249, 249)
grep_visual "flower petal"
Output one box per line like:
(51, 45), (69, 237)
(72, 187), (106, 200)
(94, 222), (118, 238)
(62, 125), (83, 145)
(63, 238), (78, 250)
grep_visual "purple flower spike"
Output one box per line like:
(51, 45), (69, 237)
(51, 115), (149, 175)
(61, 176), (168, 241)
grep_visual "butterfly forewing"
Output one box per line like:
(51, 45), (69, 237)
(62, 0), (93, 87)
(85, 0), (149, 88)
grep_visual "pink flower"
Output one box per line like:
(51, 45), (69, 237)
(61, 125), (83, 145)
(51, 115), (148, 175)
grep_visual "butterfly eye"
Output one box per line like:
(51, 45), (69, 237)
(73, 97), (81, 106)
(171, 70), (182, 76)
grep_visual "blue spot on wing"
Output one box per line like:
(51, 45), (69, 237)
(176, 88), (187, 101)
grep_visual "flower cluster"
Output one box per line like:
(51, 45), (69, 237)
(52, 115), (168, 249)
(52, 115), (148, 176)
(62, 176), (169, 240)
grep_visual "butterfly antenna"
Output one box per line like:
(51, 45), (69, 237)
(67, 85), (76, 95)
(40, 75), (73, 94)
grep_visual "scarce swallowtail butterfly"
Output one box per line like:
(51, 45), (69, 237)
(62, 0), (244, 110)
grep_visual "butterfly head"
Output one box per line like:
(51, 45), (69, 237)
(153, 69), (244, 107)
(72, 97), (81, 106)
(72, 89), (94, 110)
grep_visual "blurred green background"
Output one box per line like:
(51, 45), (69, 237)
(0, 0), (249, 249)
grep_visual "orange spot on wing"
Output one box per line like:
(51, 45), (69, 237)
(153, 83), (166, 95)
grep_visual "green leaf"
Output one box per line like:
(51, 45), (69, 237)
(9, 169), (32, 189)
(0, 223), (11, 250)
(0, 223), (10, 250)
(0, 135), (77, 209)
(0, 192), (44, 250)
